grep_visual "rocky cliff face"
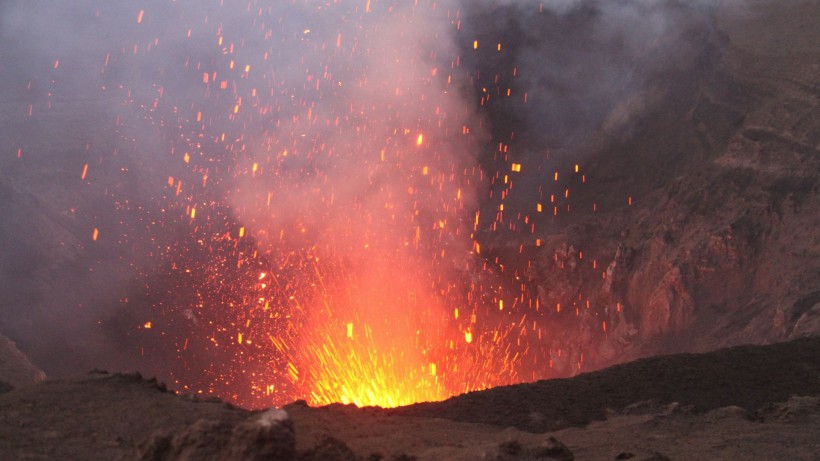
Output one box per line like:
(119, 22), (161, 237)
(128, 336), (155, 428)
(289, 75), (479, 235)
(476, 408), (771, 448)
(0, 333), (45, 390)
(516, 0), (820, 374)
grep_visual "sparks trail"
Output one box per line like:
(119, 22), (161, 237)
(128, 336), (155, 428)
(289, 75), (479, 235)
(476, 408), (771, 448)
(100, 0), (591, 408)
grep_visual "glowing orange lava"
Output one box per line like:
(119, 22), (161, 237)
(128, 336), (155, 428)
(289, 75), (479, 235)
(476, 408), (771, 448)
(121, 0), (569, 409)
(202, 0), (533, 408)
(279, 257), (522, 408)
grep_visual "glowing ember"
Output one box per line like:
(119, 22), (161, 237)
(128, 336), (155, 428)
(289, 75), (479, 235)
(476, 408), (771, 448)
(69, 0), (577, 408)
(6, 0), (733, 415)
(212, 0), (528, 407)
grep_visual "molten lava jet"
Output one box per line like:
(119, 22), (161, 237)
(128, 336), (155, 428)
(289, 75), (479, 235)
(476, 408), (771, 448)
(106, 0), (562, 409)
(214, 0), (530, 407)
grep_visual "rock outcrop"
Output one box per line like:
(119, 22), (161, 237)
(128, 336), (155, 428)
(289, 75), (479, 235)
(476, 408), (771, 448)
(139, 408), (296, 461)
(0, 333), (45, 390)
(503, 0), (820, 374)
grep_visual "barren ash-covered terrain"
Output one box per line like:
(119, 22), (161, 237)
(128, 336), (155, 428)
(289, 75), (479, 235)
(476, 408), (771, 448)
(2, 337), (820, 460)
(0, 0), (818, 459)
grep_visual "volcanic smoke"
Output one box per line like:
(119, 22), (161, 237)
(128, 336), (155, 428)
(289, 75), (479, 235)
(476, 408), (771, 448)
(220, 0), (526, 407)
(1, 0), (707, 409)
(9, 0), (551, 409)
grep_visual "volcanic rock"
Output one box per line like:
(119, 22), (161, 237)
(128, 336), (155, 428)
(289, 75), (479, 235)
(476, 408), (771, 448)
(1, 337), (819, 459)
(702, 405), (752, 422)
(393, 336), (820, 432)
(489, 0), (820, 379)
(497, 439), (524, 457)
(298, 436), (358, 461)
(138, 408), (295, 461)
(529, 437), (574, 460)
(0, 332), (46, 389)
(754, 395), (820, 424)
(0, 372), (252, 460)
(614, 451), (672, 461)
(491, 437), (573, 461)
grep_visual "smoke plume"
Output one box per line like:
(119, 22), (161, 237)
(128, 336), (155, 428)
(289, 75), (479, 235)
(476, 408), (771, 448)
(0, 0), (720, 405)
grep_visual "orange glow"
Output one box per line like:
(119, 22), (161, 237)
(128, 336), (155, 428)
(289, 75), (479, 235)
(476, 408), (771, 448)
(282, 262), (520, 408)
(124, 0), (565, 411)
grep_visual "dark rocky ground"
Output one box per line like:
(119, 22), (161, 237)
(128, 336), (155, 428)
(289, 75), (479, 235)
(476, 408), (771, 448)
(0, 334), (45, 389)
(1, 336), (819, 460)
(391, 336), (820, 432)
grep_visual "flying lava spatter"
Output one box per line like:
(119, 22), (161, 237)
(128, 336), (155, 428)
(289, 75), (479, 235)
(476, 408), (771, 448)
(76, 0), (597, 408)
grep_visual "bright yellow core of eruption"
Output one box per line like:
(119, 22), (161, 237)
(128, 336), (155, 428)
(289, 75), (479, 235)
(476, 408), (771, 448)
(304, 322), (450, 408)
(289, 262), (511, 409)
